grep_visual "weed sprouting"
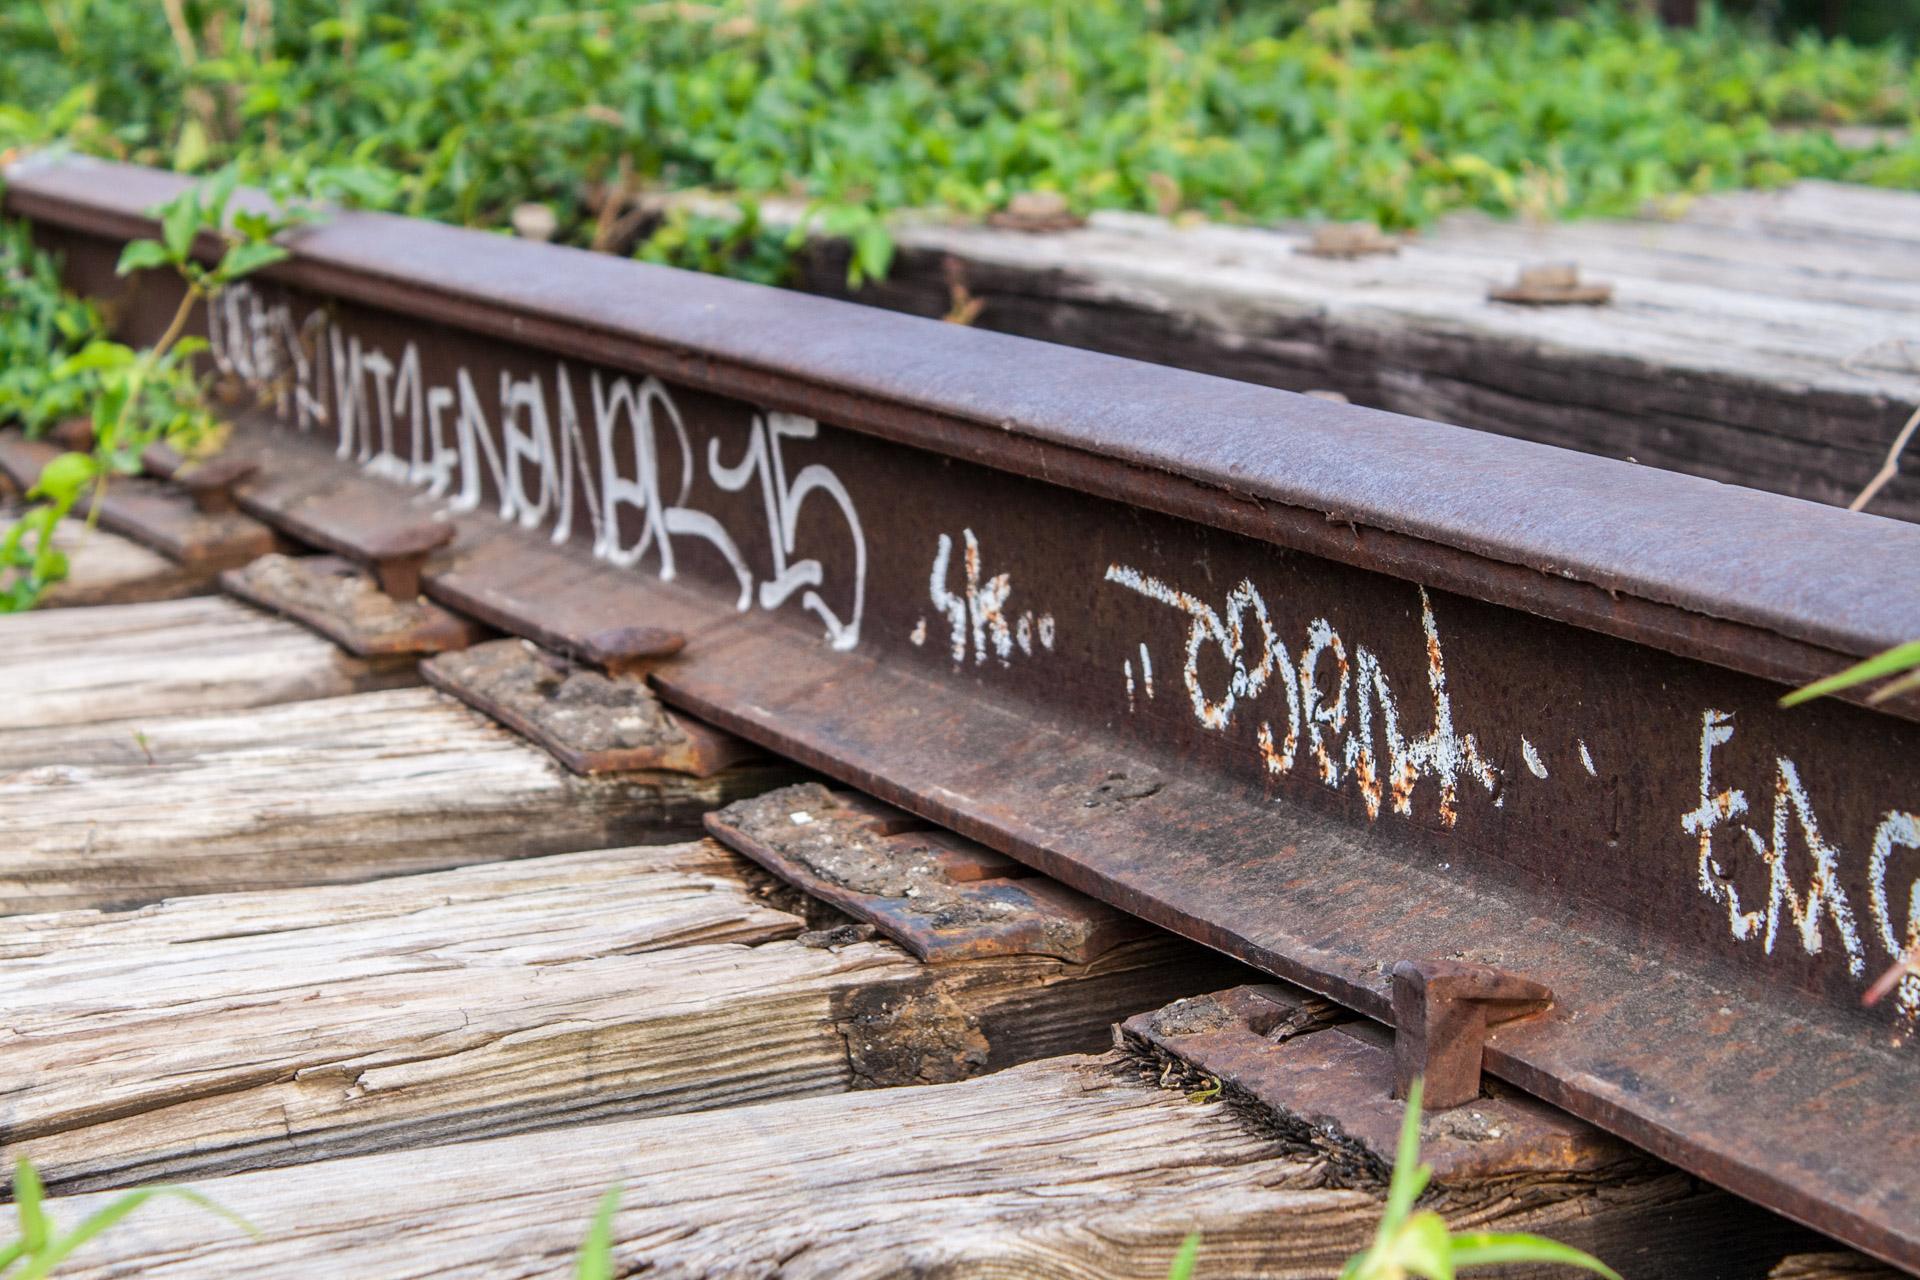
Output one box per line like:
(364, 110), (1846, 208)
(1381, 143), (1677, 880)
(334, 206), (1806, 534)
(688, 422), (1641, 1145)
(0, 166), (308, 611)
(573, 1182), (622, 1280)
(0, 1157), (254, 1278)
(1337, 1078), (1619, 1280)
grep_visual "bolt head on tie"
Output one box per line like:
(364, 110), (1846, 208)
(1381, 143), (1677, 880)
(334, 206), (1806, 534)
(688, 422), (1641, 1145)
(571, 625), (687, 679)
(176, 454), (259, 517)
(356, 520), (456, 602)
(1390, 959), (1552, 1111)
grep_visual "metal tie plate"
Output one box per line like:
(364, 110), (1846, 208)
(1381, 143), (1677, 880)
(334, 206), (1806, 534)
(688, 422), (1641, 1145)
(422, 635), (755, 777)
(706, 782), (1154, 964)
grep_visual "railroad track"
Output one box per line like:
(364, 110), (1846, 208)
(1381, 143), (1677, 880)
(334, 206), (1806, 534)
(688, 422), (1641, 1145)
(0, 156), (1916, 1278)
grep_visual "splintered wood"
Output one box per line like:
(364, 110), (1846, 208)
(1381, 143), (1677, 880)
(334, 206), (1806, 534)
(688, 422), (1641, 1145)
(0, 841), (1245, 1193)
(0, 595), (418, 730)
(35, 1055), (1758, 1280)
(0, 685), (793, 912)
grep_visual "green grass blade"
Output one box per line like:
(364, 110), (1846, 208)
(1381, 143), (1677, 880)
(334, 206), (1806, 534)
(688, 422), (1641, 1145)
(1167, 1231), (1201, 1280)
(13, 1160), (46, 1256)
(574, 1182), (623, 1280)
(1780, 640), (1920, 706)
(13, 1189), (153, 1280)
(1382, 1077), (1430, 1231)
(1448, 1231), (1621, 1279)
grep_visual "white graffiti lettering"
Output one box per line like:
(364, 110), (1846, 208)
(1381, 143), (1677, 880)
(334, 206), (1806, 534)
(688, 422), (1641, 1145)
(218, 285), (867, 650)
(1105, 569), (1497, 826)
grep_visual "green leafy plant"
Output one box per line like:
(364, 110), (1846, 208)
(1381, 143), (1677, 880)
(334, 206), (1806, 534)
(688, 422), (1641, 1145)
(637, 200), (798, 288)
(0, 221), (107, 435)
(4, 0), (1920, 287)
(573, 1182), (622, 1280)
(1338, 1078), (1619, 1280)
(0, 165), (306, 611)
(0, 1157), (253, 1277)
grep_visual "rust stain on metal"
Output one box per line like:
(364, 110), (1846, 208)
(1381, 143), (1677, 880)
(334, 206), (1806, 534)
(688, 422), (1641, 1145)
(707, 783), (1152, 963)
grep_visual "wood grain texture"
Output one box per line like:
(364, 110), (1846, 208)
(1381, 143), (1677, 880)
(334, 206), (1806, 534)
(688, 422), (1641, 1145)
(0, 595), (419, 731)
(36, 1054), (1785, 1280)
(0, 840), (1250, 1193)
(797, 180), (1920, 521)
(0, 687), (799, 913)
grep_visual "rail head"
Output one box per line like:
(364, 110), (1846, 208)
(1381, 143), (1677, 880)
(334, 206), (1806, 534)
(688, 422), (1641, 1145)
(9, 154), (1919, 692)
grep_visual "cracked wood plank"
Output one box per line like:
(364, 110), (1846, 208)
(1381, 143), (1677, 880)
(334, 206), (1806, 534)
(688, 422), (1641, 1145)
(0, 595), (419, 731)
(0, 840), (1250, 1193)
(0, 686), (799, 913)
(38, 1054), (1815, 1280)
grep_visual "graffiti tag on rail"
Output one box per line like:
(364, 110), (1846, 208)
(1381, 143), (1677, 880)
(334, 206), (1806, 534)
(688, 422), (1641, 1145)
(211, 285), (866, 650)
(1109, 562), (1920, 1037)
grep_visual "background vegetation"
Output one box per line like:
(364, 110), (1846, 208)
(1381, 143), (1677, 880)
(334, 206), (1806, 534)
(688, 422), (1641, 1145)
(2, 0), (1919, 265)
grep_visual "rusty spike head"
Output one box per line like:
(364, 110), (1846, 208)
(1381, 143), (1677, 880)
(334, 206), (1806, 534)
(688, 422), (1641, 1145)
(355, 520), (455, 601)
(1391, 959), (1552, 1111)
(177, 454), (259, 516)
(572, 625), (687, 679)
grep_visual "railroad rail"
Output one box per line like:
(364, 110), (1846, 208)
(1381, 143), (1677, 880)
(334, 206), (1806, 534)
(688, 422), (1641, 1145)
(8, 156), (1920, 1272)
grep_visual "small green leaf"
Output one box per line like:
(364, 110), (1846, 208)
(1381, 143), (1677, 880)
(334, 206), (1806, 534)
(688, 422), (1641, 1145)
(115, 239), (172, 275)
(231, 210), (275, 241)
(1449, 1231), (1622, 1280)
(212, 241), (289, 284)
(173, 118), (210, 174)
(1167, 1231), (1202, 1280)
(574, 1182), (623, 1280)
(159, 188), (202, 262)
(28, 451), (97, 504)
(54, 339), (136, 377)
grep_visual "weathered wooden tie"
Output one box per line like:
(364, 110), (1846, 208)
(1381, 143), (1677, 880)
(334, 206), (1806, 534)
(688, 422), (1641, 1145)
(0, 515), (213, 608)
(28, 1053), (1825, 1280)
(0, 686), (796, 913)
(0, 839), (1250, 1194)
(0, 595), (419, 731)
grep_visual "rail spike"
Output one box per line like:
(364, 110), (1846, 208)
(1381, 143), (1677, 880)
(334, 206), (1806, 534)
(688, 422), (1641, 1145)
(1391, 960), (1553, 1111)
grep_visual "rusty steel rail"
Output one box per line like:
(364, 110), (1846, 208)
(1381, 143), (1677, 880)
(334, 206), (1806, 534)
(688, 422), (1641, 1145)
(11, 156), (1920, 1272)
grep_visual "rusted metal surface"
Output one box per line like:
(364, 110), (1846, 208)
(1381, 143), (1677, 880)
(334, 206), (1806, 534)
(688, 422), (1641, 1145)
(1122, 984), (1629, 1182)
(1391, 960), (1555, 1110)
(221, 553), (485, 655)
(422, 637), (755, 776)
(707, 783), (1151, 963)
(12, 158), (1920, 703)
(13, 158), (1920, 1269)
(0, 430), (279, 569)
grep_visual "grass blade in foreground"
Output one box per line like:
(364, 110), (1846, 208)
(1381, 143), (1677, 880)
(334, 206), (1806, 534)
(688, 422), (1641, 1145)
(0, 1158), (255, 1278)
(1336, 1079), (1620, 1280)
